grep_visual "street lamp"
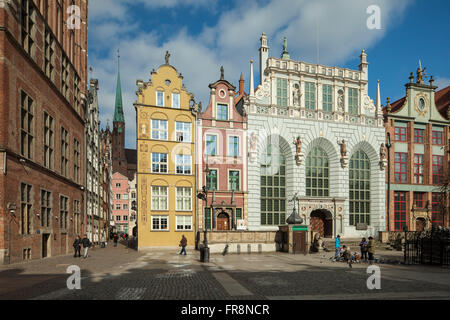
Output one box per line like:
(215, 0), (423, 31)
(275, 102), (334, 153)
(386, 132), (392, 232)
(197, 162), (214, 262)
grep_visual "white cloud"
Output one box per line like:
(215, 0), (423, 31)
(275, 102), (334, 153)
(90, 0), (413, 148)
(435, 77), (450, 90)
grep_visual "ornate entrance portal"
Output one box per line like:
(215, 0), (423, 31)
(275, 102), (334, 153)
(217, 211), (230, 231)
(310, 209), (333, 238)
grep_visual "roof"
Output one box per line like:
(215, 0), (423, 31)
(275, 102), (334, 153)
(436, 86), (450, 119)
(113, 69), (125, 123)
(125, 148), (137, 165)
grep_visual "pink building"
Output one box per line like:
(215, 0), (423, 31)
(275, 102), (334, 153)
(112, 172), (131, 234)
(196, 68), (247, 231)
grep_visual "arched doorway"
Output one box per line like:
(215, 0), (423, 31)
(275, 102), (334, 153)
(217, 211), (230, 231)
(416, 218), (426, 232)
(310, 209), (333, 238)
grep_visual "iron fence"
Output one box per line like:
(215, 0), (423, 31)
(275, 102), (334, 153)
(404, 229), (450, 267)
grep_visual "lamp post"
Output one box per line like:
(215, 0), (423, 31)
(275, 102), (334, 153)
(197, 162), (214, 262)
(386, 132), (392, 232)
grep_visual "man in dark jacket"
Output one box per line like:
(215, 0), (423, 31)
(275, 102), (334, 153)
(368, 236), (375, 264)
(73, 236), (81, 257)
(81, 234), (91, 259)
(179, 235), (187, 255)
(113, 233), (119, 247)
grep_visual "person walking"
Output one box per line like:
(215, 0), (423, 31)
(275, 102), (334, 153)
(368, 236), (375, 264)
(179, 235), (187, 255)
(101, 232), (106, 248)
(334, 235), (341, 260)
(359, 237), (368, 262)
(73, 236), (81, 258)
(81, 234), (91, 259)
(113, 232), (118, 247)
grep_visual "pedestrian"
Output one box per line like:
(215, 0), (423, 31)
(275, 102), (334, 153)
(73, 235), (81, 257)
(342, 245), (352, 268)
(101, 233), (106, 248)
(334, 235), (341, 260)
(359, 237), (368, 262)
(125, 233), (129, 241)
(179, 235), (187, 255)
(368, 236), (375, 264)
(81, 234), (91, 259)
(113, 232), (118, 247)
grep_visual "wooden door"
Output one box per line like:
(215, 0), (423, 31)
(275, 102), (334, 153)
(217, 218), (229, 231)
(310, 216), (324, 237)
(416, 218), (425, 232)
(293, 231), (306, 254)
(42, 234), (49, 258)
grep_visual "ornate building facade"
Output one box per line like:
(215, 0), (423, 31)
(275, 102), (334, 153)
(384, 70), (449, 232)
(244, 33), (386, 238)
(196, 68), (248, 234)
(135, 52), (197, 247)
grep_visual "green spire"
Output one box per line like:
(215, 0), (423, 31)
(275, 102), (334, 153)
(114, 49), (125, 123)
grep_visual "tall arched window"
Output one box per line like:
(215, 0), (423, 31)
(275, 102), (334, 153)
(261, 143), (286, 225)
(349, 150), (371, 225)
(306, 147), (329, 197)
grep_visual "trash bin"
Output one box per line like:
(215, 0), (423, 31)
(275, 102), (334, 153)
(200, 245), (210, 263)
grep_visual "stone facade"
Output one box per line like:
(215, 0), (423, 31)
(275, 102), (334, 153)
(244, 33), (386, 239)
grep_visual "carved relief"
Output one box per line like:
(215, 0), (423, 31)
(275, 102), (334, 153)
(379, 143), (387, 171)
(337, 139), (348, 168)
(140, 177), (148, 224)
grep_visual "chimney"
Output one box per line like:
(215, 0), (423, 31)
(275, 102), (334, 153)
(239, 73), (244, 95)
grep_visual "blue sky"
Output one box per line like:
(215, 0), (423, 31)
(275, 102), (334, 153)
(89, 0), (450, 149)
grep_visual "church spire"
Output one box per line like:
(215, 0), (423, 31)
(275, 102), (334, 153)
(114, 49), (125, 123)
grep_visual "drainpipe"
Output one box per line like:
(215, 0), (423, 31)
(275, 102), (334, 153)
(333, 197), (337, 238)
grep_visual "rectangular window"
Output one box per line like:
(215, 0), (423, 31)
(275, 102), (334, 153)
(123, 204), (128, 210)
(61, 127), (69, 177)
(413, 192), (426, 209)
(432, 130), (443, 145)
(43, 112), (54, 169)
(395, 127), (407, 142)
(44, 26), (54, 79)
(74, 139), (80, 183)
(21, 91), (34, 159)
(414, 154), (424, 184)
(21, 183), (32, 235)
(151, 153), (168, 173)
(59, 195), (68, 231)
(123, 194), (128, 200)
(176, 154), (192, 175)
(394, 191), (407, 231)
(115, 194), (121, 200)
(206, 169), (218, 191)
(235, 208), (242, 221)
(217, 104), (228, 121)
(172, 93), (180, 108)
(432, 193), (444, 227)
(20, 0), (34, 54)
(176, 216), (192, 231)
(304, 82), (316, 110)
(115, 183), (121, 187)
(394, 152), (408, 183)
(348, 88), (358, 115)
(74, 200), (80, 235)
(176, 122), (191, 142)
(152, 215), (168, 230)
(432, 155), (444, 184)
(229, 170), (240, 191)
(156, 91), (164, 107)
(176, 187), (192, 211)
(277, 78), (288, 107)
(74, 74), (81, 114)
(322, 84), (333, 112)
(206, 135), (217, 156)
(414, 129), (424, 143)
(123, 215), (128, 221)
(151, 186), (168, 211)
(61, 54), (69, 98)
(41, 190), (51, 228)
(131, 192), (136, 199)
(151, 120), (168, 140)
(116, 215), (121, 221)
(204, 208), (211, 230)
(228, 136), (239, 157)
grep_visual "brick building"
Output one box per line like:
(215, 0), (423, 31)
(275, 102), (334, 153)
(111, 172), (130, 234)
(384, 69), (450, 232)
(0, 0), (89, 264)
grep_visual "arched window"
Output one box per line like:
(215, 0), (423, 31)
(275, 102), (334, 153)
(349, 150), (371, 225)
(261, 143), (286, 225)
(306, 147), (329, 197)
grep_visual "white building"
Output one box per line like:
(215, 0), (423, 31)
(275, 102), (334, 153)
(244, 33), (386, 239)
(128, 173), (137, 235)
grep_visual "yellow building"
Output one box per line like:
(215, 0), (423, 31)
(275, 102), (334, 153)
(135, 52), (197, 248)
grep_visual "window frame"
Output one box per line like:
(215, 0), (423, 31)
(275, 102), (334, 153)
(414, 154), (424, 184)
(176, 187), (192, 211)
(228, 136), (239, 157)
(151, 186), (169, 211)
(156, 91), (164, 107)
(176, 215), (193, 231)
(172, 92), (180, 109)
(151, 119), (168, 141)
(216, 104), (228, 121)
(151, 153), (168, 174)
(394, 152), (408, 183)
(151, 215), (169, 231)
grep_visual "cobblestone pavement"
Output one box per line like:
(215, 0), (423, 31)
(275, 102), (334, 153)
(0, 243), (449, 300)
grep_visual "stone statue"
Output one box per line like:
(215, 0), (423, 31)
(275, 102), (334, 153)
(220, 66), (224, 80)
(250, 133), (257, 152)
(293, 85), (300, 106)
(380, 143), (387, 161)
(338, 139), (347, 158)
(283, 37), (287, 52)
(338, 90), (344, 113)
(293, 136), (302, 155)
(165, 51), (170, 64)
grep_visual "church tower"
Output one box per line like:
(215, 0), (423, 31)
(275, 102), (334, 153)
(112, 50), (128, 176)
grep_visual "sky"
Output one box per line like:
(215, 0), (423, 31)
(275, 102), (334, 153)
(89, 0), (450, 149)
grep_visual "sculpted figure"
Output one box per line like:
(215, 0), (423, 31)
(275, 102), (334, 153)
(293, 136), (302, 155)
(380, 143), (387, 161)
(165, 51), (170, 64)
(338, 139), (347, 157)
